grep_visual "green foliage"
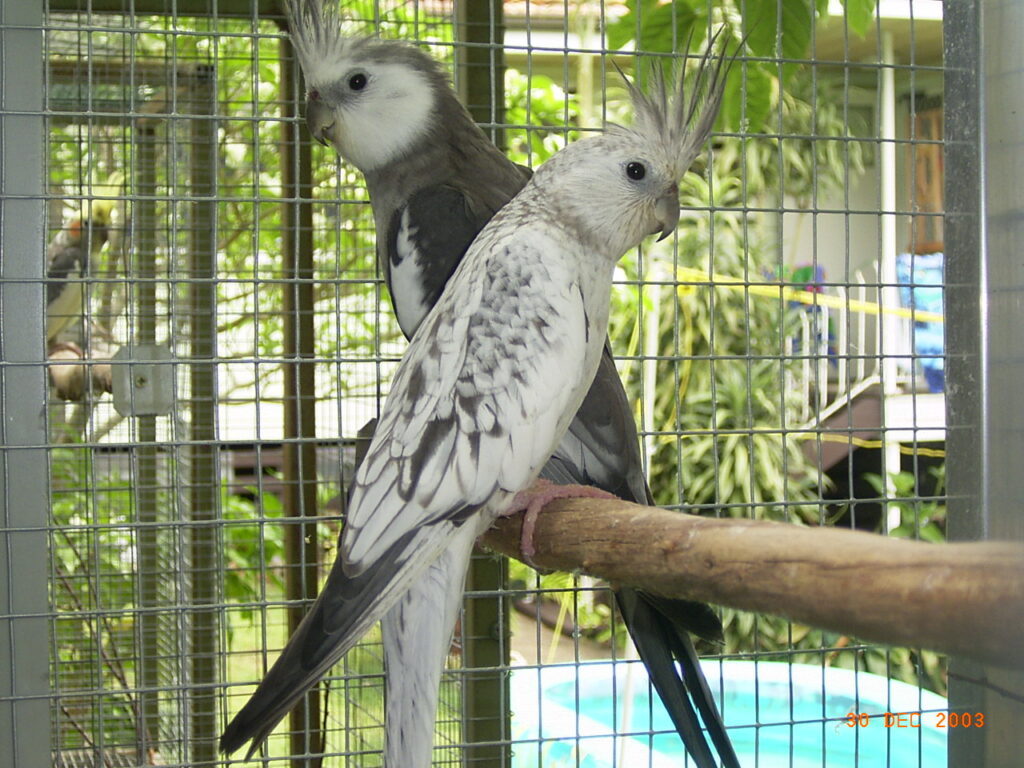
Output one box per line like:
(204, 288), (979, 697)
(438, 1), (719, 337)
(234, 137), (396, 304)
(504, 69), (580, 166)
(49, 14), (401, 423)
(506, 567), (618, 652)
(607, 0), (879, 77)
(606, 0), (878, 139)
(605, 0), (701, 54)
(50, 448), (145, 747)
(222, 490), (286, 622)
(865, 464), (947, 543)
(842, 0), (880, 37)
(602, 0), (944, 699)
(611, 142), (823, 517)
(333, 0), (455, 43)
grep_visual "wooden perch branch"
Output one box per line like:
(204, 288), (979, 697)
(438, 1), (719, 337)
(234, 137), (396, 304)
(480, 497), (1024, 669)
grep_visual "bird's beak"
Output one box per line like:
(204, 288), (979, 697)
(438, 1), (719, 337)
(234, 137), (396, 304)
(654, 186), (681, 242)
(305, 98), (335, 147)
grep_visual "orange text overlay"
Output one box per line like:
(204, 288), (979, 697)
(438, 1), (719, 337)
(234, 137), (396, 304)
(845, 711), (985, 728)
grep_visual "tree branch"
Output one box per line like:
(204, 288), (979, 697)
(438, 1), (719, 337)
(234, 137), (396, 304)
(480, 497), (1024, 669)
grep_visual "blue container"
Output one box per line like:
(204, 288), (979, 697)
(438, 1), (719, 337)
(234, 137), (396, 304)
(895, 251), (945, 393)
(511, 660), (947, 767)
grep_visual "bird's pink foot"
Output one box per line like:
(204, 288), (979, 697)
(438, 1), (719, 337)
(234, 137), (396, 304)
(502, 479), (618, 561)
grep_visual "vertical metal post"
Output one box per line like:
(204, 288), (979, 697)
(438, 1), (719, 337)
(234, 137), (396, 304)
(456, 0), (506, 148)
(0, 2), (51, 767)
(133, 122), (161, 759)
(187, 64), (221, 766)
(279, 35), (322, 766)
(455, 2), (511, 765)
(944, 0), (1024, 764)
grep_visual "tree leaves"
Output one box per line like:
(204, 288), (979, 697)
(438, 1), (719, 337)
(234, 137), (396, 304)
(606, 0), (704, 54)
(605, 0), (880, 136)
(843, 0), (879, 37)
(741, 0), (813, 62)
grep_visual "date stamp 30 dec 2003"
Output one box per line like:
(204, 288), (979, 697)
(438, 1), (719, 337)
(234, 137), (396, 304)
(845, 711), (985, 728)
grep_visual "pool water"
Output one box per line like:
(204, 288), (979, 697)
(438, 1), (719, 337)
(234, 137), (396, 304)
(511, 660), (947, 767)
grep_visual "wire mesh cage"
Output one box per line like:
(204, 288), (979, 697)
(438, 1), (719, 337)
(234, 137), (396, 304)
(3, 0), (1009, 766)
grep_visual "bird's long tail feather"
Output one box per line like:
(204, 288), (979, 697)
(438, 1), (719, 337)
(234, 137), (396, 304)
(219, 528), (447, 759)
(616, 589), (740, 768)
(545, 346), (737, 767)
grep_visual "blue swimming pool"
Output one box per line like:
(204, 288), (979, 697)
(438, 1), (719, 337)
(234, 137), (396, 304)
(511, 660), (947, 767)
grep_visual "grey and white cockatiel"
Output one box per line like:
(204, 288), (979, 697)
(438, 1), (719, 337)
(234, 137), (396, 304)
(220, 5), (738, 767)
(45, 214), (108, 344)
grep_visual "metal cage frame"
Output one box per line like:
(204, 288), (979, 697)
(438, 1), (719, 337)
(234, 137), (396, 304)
(2, 1), (1022, 766)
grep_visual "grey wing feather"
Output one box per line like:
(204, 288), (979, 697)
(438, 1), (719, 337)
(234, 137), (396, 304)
(45, 245), (88, 343)
(386, 185), (489, 337)
(343, 240), (590, 573)
(616, 589), (740, 768)
(383, 158), (531, 340)
(222, 236), (592, 757)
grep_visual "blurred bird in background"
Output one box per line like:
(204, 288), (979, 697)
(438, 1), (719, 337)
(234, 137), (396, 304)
(45, 195), (118, 400)
(46, 211), (109, 344)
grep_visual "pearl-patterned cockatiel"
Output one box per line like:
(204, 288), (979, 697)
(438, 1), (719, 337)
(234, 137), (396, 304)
(220, 4), (738, 767)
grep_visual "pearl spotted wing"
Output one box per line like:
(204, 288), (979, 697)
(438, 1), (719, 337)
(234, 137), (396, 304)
(342, 232), (590, 574)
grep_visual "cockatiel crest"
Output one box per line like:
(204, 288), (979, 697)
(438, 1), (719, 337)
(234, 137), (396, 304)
(615, 30), (732, 180)
(524, 35), (734, 260)
(284, 0), (372, 80)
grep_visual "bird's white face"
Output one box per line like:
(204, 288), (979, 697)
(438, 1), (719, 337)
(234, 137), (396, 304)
(538, 134), (681, 260)
(304, 58), (436, 173)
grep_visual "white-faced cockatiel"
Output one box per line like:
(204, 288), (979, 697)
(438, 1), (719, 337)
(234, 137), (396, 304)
(45, 213), (109, 344)
(220, 4), (739, 767)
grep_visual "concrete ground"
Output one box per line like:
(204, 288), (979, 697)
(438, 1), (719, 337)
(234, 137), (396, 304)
(509, 602), (612, 666)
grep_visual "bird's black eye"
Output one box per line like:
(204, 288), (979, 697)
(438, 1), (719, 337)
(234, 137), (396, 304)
(348, 72), (368, 91)
(626, 161), (646, 181)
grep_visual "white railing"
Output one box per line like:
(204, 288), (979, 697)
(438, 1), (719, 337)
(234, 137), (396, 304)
(789, 263), (922, 428)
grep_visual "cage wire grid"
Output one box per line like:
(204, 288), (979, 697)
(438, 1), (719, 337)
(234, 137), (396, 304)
(0, 0), (972, 766)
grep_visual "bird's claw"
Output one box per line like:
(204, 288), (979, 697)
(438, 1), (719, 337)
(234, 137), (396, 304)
(502, 479), (618, 566)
